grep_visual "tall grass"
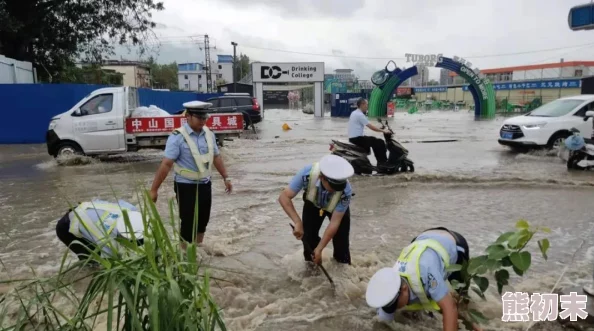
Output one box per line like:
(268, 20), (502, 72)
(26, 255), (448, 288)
(0, 189), (226, 331)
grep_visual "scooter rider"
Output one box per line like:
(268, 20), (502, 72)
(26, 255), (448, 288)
(365, 227), (481, 331)
(55, 199), (145, 261)
(348, 98), (391, 166)
(278, 155), (354, 265)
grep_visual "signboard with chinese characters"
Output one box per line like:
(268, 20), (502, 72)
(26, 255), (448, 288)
(396, 87), (412, 96)
(462, 79), (581, 91)
(413, 86), (448, 93)
(125, 114), (244, 134)
(251, 62), (325, 83)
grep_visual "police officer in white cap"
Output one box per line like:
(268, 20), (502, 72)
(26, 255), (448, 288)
(150, 100), (232, 247)
(279, 154), (355, 265)
(365, 227), (480, 331)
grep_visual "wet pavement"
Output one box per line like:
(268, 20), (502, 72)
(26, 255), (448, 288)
(1, 108), (593, 330)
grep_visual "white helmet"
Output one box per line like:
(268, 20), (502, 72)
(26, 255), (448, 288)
(115, 211), (145, 240)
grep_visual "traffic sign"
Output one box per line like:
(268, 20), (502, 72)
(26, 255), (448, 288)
(568, 3), (594, 31)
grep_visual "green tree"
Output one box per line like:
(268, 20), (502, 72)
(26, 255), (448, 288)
(55, 65), (124, 85)
(427, 79), (440, 86)
(0, 0), (164, 81)
(216, 78), (227, 87)
(148, 57), (179, 90)
(234, 53), (251, 82)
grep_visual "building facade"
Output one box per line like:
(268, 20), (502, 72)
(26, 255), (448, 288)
(449, 61), (594, 83)
(177, 54), (234, 93)
(101, 60), (151, 88)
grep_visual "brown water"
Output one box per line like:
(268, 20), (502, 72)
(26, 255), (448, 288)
(1, 109), (594, 330)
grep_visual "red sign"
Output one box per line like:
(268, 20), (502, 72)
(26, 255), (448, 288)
(396, 87), (412, 96)
(387, 102), (395, 117)
(125, 114), (244, 134)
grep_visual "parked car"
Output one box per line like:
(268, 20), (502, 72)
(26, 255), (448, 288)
(498, 95), (594, 150)
(205, 93), (261, 129)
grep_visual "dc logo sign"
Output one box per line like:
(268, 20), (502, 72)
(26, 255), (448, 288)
(261, 66), (289, 79)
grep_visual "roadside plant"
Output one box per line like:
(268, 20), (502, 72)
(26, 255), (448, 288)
(448, 220), (550, 329)
(0, 189), (226, 331)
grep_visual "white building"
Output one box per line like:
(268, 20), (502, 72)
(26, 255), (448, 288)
(178, 55), (234, 93)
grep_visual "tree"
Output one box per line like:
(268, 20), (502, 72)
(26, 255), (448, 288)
(427, 79), (440, 86)
(55, 65), (124, 85)
(233, 53), (250, 82)
(0, 0), (164, 81)
(216, 78), (227, 87)
(148, 57), (178, 90)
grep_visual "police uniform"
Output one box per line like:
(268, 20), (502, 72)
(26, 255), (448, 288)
(55, 199), (144, 260)
(366, 227), (470, 322)
(288, 155), (355, 264)
(164, 101), (219, 242)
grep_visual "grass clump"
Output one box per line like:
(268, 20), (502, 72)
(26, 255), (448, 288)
(0, 189), (226, 331)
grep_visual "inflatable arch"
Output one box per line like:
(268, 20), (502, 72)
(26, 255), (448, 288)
(368, 58), (496, 119)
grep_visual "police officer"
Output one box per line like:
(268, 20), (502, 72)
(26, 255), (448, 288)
(55, 199), (145, 260)
(365, 227), (478, 331)
(150, 101), (232, 247)
(279, 154), (354, 265)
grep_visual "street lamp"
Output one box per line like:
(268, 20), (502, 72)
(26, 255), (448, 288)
(231, 41), (238, 93)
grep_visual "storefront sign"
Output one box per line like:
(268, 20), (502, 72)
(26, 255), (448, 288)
(396, 87), (412, 96)
(462, 79), (581, 91)
(252, 62), (325, 83)
(125, 114), (244, 133)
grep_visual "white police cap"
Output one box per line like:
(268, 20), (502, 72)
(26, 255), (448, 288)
(115, 210), (145, 240)
(183, 100), (212, 113)
(319, 155), (354, 181)
(366, 267), (402, 308)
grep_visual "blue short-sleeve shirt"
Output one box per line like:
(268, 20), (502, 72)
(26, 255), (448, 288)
(164, 123), (220, 184)
(288, 164), (352, 213)
(348, 109), (369, 138)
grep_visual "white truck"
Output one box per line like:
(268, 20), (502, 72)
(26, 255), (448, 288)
(46, 86), (244, 157)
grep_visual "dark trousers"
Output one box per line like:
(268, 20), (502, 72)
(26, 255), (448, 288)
(349, 136), (388, 163)
(414, 226), (470, 284)
(301, 199), (351, 264)
(55, 211), (96, 260)
(174, 181), (212, 242)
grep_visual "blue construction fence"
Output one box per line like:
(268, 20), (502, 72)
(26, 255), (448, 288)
(330, 92), (371, 117)
(0, 84), (222, 144)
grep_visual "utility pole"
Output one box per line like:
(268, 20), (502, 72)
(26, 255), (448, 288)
(204, 34), (212, 93)
(231, 41), (238, 92)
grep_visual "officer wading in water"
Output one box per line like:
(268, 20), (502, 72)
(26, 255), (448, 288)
(150, 101), (232, 247)
(279, 155), (354, 265)
(366, 227), (483, 331)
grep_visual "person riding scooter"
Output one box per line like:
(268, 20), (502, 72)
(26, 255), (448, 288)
(348, 98), (391, 166)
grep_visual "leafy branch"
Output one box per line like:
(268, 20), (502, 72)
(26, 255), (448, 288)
(448, 220), (550, 329)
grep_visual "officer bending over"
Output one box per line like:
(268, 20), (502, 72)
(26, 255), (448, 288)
(279, 155), (354, 265)
(366, 227), (482, 331)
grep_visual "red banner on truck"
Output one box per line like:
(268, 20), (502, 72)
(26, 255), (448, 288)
(125, 114), (244, 134)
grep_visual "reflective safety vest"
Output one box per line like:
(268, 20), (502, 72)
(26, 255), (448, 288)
(394, 239), (451, 312)
(173, 125), (214, 181)
(68, 201), (129, 242)
(305, 162), (343, 213)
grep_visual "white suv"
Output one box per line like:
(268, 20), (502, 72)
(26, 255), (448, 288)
(498, 95), (594, 150)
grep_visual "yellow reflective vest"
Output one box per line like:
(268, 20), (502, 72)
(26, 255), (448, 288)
(305, 162), (342, 213)
(394, 239), (451, 311)
(173, 125), (214, 181)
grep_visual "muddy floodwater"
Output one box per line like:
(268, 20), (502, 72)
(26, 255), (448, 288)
(1, 109), (594, 331)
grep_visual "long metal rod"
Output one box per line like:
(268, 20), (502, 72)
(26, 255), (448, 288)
(289, 223), (334, 287)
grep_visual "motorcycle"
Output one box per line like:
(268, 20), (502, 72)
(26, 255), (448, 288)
(565, 110), (594, 170)
(330, 118), (414, 175)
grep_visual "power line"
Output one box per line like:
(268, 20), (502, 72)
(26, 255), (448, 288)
(237, 42), (594, 60)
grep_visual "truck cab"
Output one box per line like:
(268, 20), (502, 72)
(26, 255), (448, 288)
(47, 87), (134, 157)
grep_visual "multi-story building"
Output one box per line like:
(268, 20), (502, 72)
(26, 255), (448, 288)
(177, 54), (234, 93)
(101, 60), (151, 88)
(409, 65), (430, 86)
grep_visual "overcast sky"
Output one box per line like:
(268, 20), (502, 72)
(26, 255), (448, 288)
(116, 0), (594, 80)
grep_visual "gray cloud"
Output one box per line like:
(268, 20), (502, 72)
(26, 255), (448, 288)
(215, 0), (365, 18)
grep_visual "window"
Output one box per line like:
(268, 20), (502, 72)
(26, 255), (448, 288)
(80, 94), (113, 116)
(527, 99), (584, 117)
(184, 74), (188, 79)
(220, 98), (236, 107)
(207, 99), (220, 107)
(218, 74), (222, 78)
(184, 83), (189, 89)
(236, 98), (252, 106)
(218, 65), (222, 69)
(198, 75), (202, 79)
(575, 69), (583, 77)
(574, 102), (594, 117)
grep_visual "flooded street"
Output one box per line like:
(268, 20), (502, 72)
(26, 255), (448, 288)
(1, 109), (594, 331)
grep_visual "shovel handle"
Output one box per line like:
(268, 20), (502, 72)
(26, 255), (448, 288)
(289, 223), (335, 287)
